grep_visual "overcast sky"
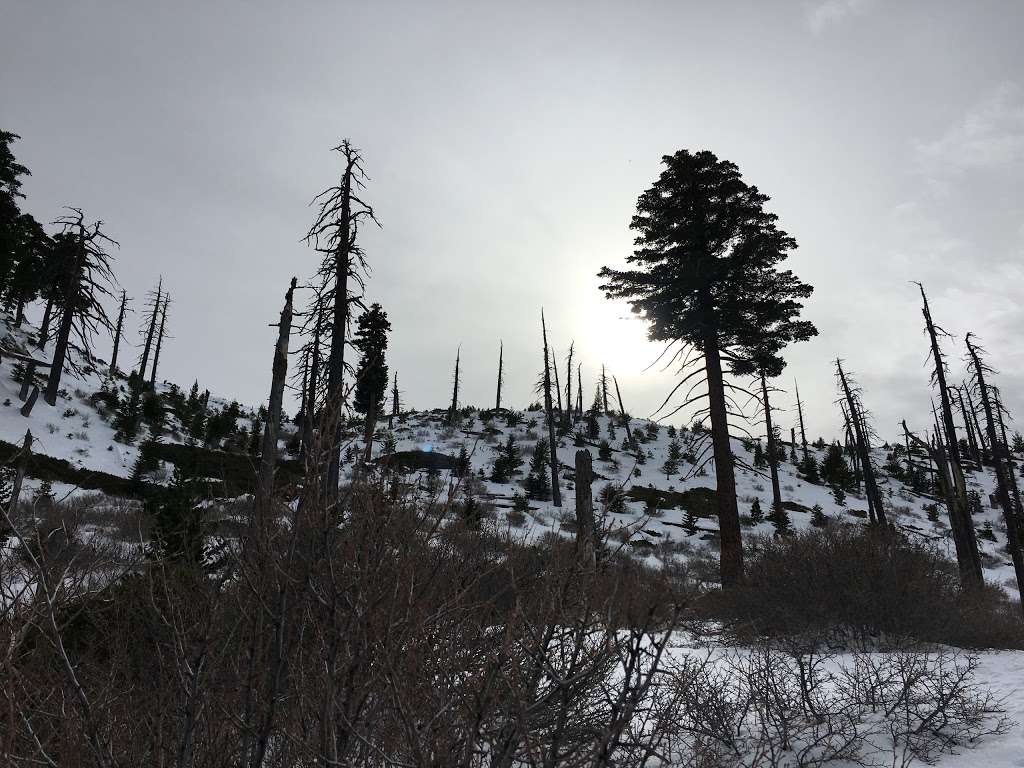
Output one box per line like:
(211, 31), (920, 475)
(3, 0), (1023, 443)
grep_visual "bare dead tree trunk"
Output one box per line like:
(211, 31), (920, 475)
(448, 347), (460, 426)
(36, 293), (53, 350)
(256, 279), (296, 510)
(541, 311), (562, 508)
(794, 381), (808, 461)
(495, 340), (503, 411)
(302, 303), (323, 462)
(704, 328), (742, 587)
(600, 364), (609, 415)
(612, 375), (633, 445)
(8, 429), (31, 513)
(552, 345), (563, 418)
(110, 289), (127, 375)
(840, 403), (862, 494)
(149, 293), (169, 386)
(574, 449), (595, 569)
(955, 386), (982, 467)
(576, 365), (583, 419)
(994, 387), (1024, 519)
(964, 383), (988, 462)
(966, 334), (1024, 613)
(836, 360), (886, 527)
(44, 225), (87, 407)
(138, 277), (162, 383)
(389, 372), (399, 430)
(19, 385), (38, 417)
(760, 372), (784, 517)
(917, 283), (982, 585)
(564, 342), (574, 428)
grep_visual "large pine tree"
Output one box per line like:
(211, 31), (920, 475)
(599, 149), (814, 587)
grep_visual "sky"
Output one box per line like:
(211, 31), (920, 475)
(2, 0), (1023, 444)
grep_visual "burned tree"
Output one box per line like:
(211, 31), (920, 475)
(43, 208), (118, 407)
(915, 283), (981, 587)
(256, 278), (296, 509)
(835, 361), (886, 527)
(306, 140), (379, 502)
(109, 289), (130, 376)
(965, 334), (1024, 610)
(495, 340), (503, 411)
(599, 149), (814, 587)
(612, 375), (633, 445)
(388, 372), (400, 430)
(541, 311), (562, 507)
(137, 277), (163, 384)
(954, 386), (982, 467)
(149, 293), (170, 386)
(794, 379), (809, 461)
(600, 364), (610, 415)
(564, 342), (574, 429)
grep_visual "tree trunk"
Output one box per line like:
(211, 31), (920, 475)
(138, 278), (162, 384)
(495, 341), (503, 411)
(564, 343), (574, 429)
(995, 387), (1024, 519)
(150, 295), (169, 387)
(760, 372), (784, 517)
(704, 329), (742, 587)
(541, 312), (561, 508)
(574, 449), (595, 569)
(8, 430), (31, 512)
(964, 385), (988, 462)
(302, 307), (323, 462)
(256, 279), (296, 510)
(795, 380), (808, 461)
(14, 296), (24, 327)
(110, 290), (127, 375)
(966, 336), (1024, 613)
(836, 361), (886, 527)
(552, 346), (563, 417)
(956, 387), (981, 467)
(43, 232), (86, 407)
(36, 294), (53, 350)
(576, 365), (583, 419)
(612, 375), (633, 445)
(448, 347), (460, 426)
(600, 364), (609, 415)
(389, 373), (399, 430)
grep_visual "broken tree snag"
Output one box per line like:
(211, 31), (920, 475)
(19, 361), (36, 402)
(564, 342), (574, 429)
(552, 346), (563, 417)
(600, 364), (610, 415)
(795, 379), (809, 460)
(9, 429), (32, 513)
(20, 386), (38, 417)
(256, 278), (297, 511)
(150, 293), (170, 386)
(574, 448), (596, 568)
(835, 360), (886, 527)
(541, 310), (562, 507)
(612, 375), (633, 445)
(110, 289), (129, 375)
(495, 340), (503, 411)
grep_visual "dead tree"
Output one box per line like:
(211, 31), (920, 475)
(963, 383), (989, 462)
(955, 386), (982, 467)
(760, 372), (785, 517)
(447, 347), (461, 426)
(576, 365), (583, 418)
(612, 375), (633, 445)
(8, 429), (31, 513)
(495, 340), (503, 410)
(835, 360), (886, 527)
(794, 379), (808, 461)
(137, 277), (163, 384)
(552, 345), (563, 416)
(541, 311), (562, 507)
(388, 373), (399, 430)
(564, 342), (574, 429)
(149, 293), (170, 386)
(43, 209), (118, 407)
(916, 283), (982, 586)
(574, 448), (596, 569)
(256, 278), (296, 510)
(965, 334), (1024, 611)
(600, 364), (610, 415)
(109, 289), (130, 376)
(306, 140), (379, 504)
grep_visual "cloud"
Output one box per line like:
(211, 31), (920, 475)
(916, 82), (1024, 175)
(804, 0), (874, 32)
